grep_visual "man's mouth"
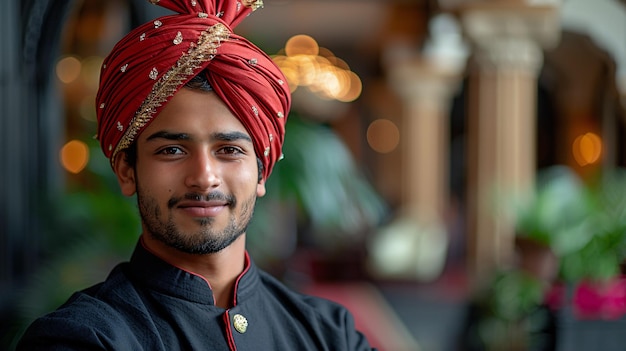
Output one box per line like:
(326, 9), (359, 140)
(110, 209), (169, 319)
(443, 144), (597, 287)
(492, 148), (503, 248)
(177, 199), (228, 217)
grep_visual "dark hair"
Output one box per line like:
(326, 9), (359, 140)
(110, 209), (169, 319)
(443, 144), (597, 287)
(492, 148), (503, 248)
(123, 141), (137, 168)
(185, 74), (213, 92)
(256, 157), (263, 182)
(122, 73), (264, 181)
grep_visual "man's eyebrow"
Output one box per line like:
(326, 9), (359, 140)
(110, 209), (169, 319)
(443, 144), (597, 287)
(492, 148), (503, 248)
(212, 131), (252, 143)
(145, 130), (252, 143)
(146, 131), (191, 141)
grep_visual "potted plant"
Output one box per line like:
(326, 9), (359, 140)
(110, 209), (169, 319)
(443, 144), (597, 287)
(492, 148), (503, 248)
(461, 166), (626, 350)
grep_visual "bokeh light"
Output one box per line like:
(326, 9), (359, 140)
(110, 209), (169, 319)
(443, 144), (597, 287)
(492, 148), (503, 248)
(285, 34), (319, 56)
(60, 140), (90, 174)
(273, 34), (362, 103)
(56, 56), (82, 84)
(572, 132), (602, 166)
(367, 119), (400, 154)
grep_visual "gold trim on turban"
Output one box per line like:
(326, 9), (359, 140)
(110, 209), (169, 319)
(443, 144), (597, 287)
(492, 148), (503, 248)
(112, 23), (231, 163)
(242, 0), (264, 11)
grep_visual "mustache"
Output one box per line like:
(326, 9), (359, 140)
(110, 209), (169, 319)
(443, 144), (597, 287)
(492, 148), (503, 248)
(167, 192), (236, 209)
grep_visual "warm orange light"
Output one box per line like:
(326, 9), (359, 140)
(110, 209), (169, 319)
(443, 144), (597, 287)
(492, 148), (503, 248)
(274, 35), (363, 103)
(60, 140), (89, 174)
(56, 56), (82, 84)
(285, 34), (319, 56)
(330, 56), (350, 71)
(572, 132), (602, 166)
(295, 55), (320, 86)
(367, 119), (400, 154)
(315, 67), (342, 99)
(337, 71), (362, 102)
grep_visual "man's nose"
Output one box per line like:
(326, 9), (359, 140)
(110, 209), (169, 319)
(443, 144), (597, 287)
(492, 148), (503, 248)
(184, 151), (221, 190)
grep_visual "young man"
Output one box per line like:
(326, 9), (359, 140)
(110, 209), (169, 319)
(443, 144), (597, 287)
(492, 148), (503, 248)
(17, 0), (375, 350)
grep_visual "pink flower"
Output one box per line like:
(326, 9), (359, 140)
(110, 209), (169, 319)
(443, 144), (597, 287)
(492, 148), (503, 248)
(573, 277), (626, 320)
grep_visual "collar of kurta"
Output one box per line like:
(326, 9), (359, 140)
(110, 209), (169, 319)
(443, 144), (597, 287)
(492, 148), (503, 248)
(128, 236), (259, 306)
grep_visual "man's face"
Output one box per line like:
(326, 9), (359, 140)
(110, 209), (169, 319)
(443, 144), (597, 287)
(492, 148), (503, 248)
(115, 88), (266, 254)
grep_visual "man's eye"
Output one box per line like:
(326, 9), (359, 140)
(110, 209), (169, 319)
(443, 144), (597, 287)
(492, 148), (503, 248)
(220, 146), (243, 155)
(159, 146), (183, 155)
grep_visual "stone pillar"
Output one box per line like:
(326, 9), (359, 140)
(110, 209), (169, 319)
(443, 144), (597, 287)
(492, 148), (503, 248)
(372, 58), (463, 281)
(458, 1), (560, 281)
(389, 59), (462, 225)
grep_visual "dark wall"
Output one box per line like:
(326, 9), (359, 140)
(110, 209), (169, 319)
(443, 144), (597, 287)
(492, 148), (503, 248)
(1, 0), (71, 295)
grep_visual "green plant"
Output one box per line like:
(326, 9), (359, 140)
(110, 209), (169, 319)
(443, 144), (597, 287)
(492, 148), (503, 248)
(468, 270), (549, 351)
(463, 166), (626, 351)
(516, 166), (626, 282)
(248, 113), (388, 258)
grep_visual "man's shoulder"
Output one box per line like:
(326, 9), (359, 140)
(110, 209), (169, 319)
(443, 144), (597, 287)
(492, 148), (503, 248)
(16, 296), (140, 351)
(22, 288), (128, 334)
(38, 263), (133, 316)
(16, 263), (146, 350)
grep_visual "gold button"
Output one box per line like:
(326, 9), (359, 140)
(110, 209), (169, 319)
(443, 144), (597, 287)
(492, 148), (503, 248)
(233, 314), (248, 334)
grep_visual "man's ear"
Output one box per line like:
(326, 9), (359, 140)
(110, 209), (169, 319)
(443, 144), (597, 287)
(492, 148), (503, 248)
(113, 152), (137, 196)
(256, 178), (266, 198)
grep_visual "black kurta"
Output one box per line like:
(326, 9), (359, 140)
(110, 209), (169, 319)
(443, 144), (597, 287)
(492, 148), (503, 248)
(17, 239), (375, 350)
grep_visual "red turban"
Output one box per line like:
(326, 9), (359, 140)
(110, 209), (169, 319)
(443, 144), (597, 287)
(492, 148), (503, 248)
(96, 0), (291, 181)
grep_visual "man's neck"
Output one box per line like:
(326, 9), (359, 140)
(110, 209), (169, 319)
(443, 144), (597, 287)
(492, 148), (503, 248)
(140, 234), (247, 309)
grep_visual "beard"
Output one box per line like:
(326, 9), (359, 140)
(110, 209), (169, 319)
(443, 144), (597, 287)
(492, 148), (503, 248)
(136, 184), (257, 255)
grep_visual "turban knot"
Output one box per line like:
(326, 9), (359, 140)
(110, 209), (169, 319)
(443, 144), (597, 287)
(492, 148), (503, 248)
(96, 0), (291, 181)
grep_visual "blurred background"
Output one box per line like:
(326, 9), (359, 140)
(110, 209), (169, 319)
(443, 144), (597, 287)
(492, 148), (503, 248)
(3, 0), (626, 350)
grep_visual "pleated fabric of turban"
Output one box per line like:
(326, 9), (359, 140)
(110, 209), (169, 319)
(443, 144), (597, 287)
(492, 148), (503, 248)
(96, 0), (291, 181)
